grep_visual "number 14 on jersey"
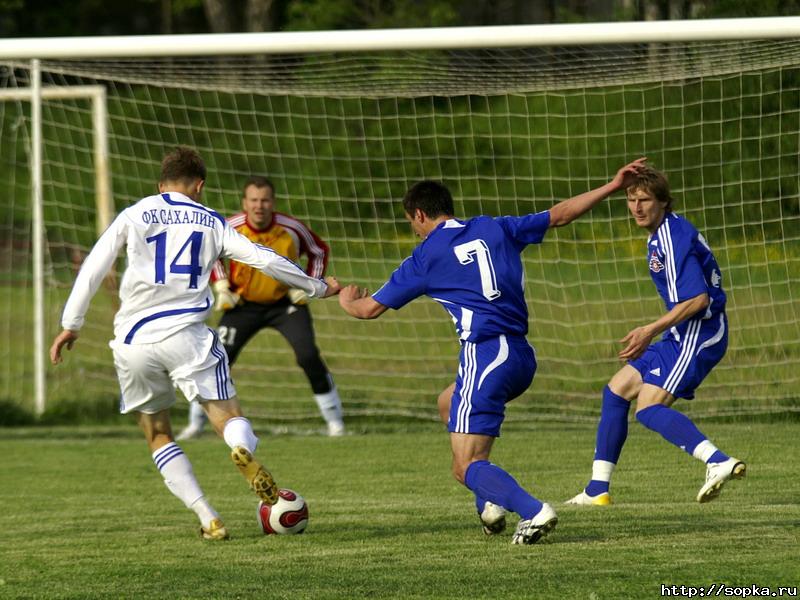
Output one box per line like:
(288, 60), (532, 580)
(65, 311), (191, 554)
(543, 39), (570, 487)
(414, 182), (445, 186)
(146, 230), (204, 289)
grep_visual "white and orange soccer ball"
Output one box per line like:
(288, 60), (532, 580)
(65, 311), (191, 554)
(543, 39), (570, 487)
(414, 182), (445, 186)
(257, 489), (309, 535)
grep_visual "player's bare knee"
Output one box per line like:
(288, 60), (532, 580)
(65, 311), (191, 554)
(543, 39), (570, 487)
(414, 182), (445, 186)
(608, 365), (643, 401)
(634, 385), (673, 414)
(452, 466), (467, 485)
(451, 459), (470, 484)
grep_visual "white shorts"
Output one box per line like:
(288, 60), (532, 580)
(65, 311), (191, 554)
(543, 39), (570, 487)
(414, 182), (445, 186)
(110, 324), (236, 414)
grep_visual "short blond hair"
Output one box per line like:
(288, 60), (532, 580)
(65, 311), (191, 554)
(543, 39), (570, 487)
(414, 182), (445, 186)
(626, 165), (674, 212)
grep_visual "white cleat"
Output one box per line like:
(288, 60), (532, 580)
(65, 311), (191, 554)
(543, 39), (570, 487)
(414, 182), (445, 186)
(511, 503), (558, 545)
(327, 421), (346, 437)
(697, 457), (746, 503)
(565, 490), (612, 506)
(480, 501), (508, 535)
(175, 424), (204, 441)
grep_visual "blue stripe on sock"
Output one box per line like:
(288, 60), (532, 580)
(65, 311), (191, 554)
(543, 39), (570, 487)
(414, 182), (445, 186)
(154, 444), (183, 471)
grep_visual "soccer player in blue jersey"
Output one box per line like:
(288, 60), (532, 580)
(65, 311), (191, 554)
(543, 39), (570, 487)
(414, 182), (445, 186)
(566, 166), (745, 507)
(337, 158), (646, 544)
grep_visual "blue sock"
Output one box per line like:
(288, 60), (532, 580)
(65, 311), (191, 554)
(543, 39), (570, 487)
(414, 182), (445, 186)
(474, 494), (491, 515)
(586, 386), (630, 496)
(635, 404), (707, 456)
(464, 460), (543, 520)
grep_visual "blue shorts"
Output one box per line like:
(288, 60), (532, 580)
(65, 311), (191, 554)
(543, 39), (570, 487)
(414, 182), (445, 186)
(449, 335), (536, 437)
(629, 313), (727, 400)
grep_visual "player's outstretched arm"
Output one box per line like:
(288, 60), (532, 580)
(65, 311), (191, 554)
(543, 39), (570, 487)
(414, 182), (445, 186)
(222, 225), (330, 299)
(618, 292), (710, 361)
(50, 329), (79, 365)
(548, 157), (647, 227)
(338, 285), (388, 319)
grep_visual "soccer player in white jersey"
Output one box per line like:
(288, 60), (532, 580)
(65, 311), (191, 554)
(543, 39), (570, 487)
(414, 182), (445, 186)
(49, 146), (340, 540)
(567, 165), (745, 507)
(337, 158), (646, 544)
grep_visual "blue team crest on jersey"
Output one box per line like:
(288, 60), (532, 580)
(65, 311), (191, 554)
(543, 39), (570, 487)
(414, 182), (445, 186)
(649, 250), (665, 273)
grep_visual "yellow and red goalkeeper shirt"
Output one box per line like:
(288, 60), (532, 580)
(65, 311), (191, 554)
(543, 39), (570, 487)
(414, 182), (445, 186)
(211, 211), (329, 305)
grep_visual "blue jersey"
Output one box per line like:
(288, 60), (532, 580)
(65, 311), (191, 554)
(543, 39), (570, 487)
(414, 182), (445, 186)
(372, 212), (550, 343)
(647, 212), (726, 340)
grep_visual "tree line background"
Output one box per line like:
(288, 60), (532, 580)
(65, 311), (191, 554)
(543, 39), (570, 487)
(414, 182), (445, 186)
(1, 0), (798, 38)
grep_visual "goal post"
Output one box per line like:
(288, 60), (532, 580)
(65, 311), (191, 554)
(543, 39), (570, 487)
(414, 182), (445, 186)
(0, 79), (111, 414)
(1, 18), (798, 426)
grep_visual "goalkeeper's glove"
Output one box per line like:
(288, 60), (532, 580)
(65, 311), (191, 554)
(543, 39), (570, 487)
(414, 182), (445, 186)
(287, 288), (310, 306)
(213, 279), (240, 311)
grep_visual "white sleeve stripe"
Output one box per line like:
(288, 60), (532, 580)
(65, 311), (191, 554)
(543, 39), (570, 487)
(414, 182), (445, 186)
(275, 214), (326, 278)
(660, 220), (678, 302)
(659, 221), (673, 301)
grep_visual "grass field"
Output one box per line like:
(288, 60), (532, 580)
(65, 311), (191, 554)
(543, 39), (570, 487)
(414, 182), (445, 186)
(1, 422), (797, 599)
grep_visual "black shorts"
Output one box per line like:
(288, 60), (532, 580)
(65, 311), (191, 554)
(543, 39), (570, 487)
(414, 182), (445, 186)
(216, 297), (332, 393)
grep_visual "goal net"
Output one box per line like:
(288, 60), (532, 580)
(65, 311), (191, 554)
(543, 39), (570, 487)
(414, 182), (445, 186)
(1, 33), (798, 428)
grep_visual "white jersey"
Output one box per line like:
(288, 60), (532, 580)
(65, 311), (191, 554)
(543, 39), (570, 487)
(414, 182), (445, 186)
(61, 191), (329, 344)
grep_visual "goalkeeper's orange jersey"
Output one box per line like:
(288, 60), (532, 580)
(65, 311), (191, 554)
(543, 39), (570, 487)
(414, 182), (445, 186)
(211, 211), (329, 305)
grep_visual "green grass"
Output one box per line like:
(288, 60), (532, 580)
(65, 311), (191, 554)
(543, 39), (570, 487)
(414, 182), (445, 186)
(0, 423), (798, 598)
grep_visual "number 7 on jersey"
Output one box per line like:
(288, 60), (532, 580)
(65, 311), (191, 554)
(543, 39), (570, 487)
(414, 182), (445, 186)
(453, 239), (501, 301)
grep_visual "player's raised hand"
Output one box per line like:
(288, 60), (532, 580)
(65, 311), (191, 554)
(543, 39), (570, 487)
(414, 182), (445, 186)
(322, 276), (342, 298)
(618, 324), (654, 361)
(611, 157), (648, 191)
(49, 329), (79, 365)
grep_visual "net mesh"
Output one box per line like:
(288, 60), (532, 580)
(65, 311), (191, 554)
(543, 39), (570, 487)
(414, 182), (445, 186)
(1, 37), (798, 428)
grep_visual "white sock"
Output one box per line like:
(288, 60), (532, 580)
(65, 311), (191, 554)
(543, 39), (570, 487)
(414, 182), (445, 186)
(190, 496), (220, 529)
(223, 416), (259, 453)
(152, 442), (205, 508)
(692, 439), (720, 463)
(188, 401), (208, 430)
(314, 384), (344, 427)
(591, 459), (616, 483)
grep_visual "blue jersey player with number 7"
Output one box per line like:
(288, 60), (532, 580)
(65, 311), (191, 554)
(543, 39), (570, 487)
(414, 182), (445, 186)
(49, 146), (340, 541)
(338, 158), (646, 544)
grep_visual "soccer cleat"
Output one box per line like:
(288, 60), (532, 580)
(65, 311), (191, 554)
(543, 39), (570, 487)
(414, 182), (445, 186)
(564, 490), (612, 506)
(230, 446), (279, 505)
(175, 424), (204, 441)
(511, 503), (558, 545)
(200, 518), (229, 541)
(480, 501), (507, 536)
(327, 421), (346, 437)
(697, 457), (746, 503)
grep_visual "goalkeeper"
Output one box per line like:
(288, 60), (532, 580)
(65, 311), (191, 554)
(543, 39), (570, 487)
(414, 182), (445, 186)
(178, 176), (345, 440)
